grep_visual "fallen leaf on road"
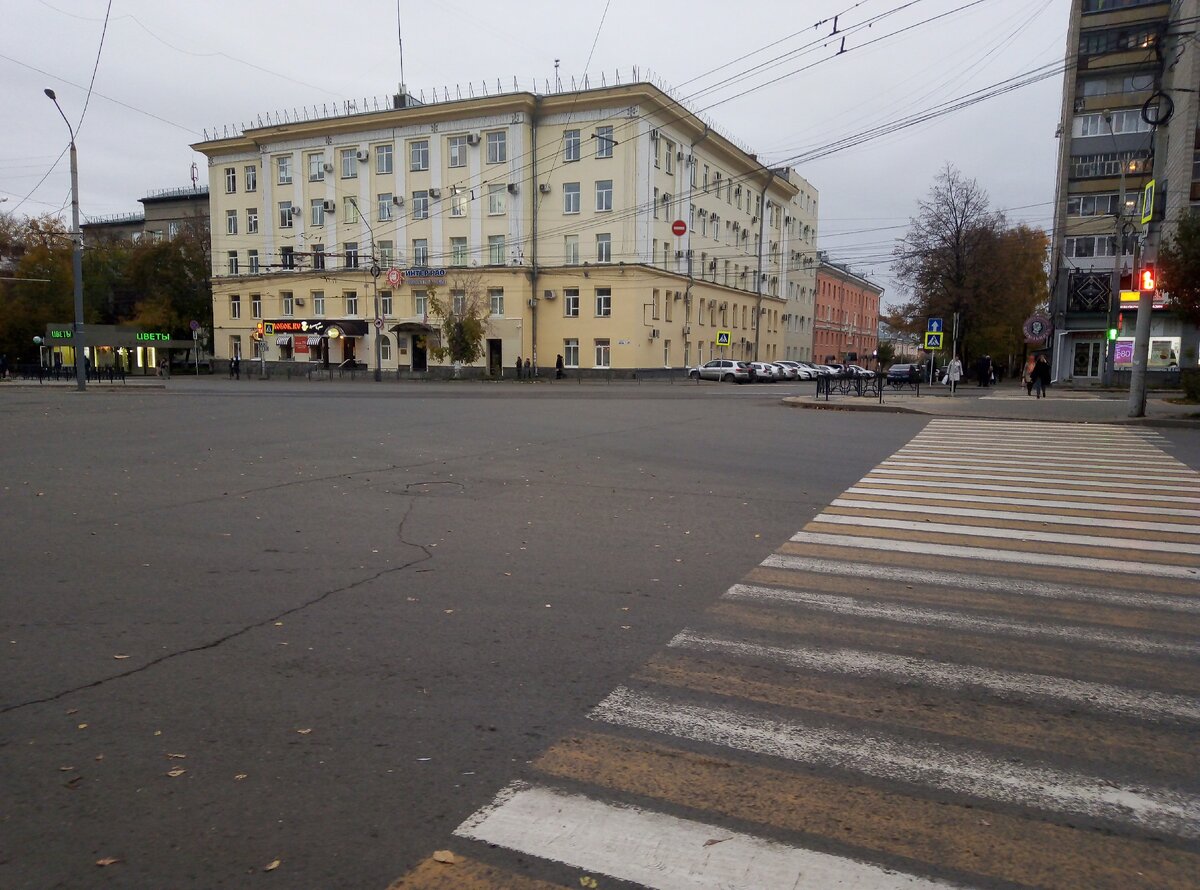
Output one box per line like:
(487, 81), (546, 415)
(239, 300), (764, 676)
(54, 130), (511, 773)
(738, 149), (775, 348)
(77, 723), (88, 730)
(167, 753), (187, 759)
(703, 837), (732, 847)
(59, 766), (74, 771)
(580, 877), (599, 889)
(95, 857), (122, 867)
(95, 754), (104, 762)
(263, 859), (281, 871)
(166, 768), (186, 778)
(432, 850), (456, 864)
(234, 773), (248, 780)
(66, 708), (78, 715)
(296, 728), (312, 735)
(443, 609), (454, 614)
(113, 654), (130, 660)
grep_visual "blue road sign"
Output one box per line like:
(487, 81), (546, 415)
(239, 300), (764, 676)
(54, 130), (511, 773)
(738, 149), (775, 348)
(927, 317), (944, 333)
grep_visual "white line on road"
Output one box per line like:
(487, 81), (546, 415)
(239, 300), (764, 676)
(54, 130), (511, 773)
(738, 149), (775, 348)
(758, 553), (1200, 614)
(880, 460), (1197, 483)
(844, 487), (1200, 518)
(668, 632), (1200, 723)
(868, 469), (1194, 494)
(811, 513), (1200, 555)
(455, 782), (965, 890)
(723, 583), (1198, 657)
(855, 478), (1200, 504)
(786, 531), (1200, 579)
(592, 686), (1200, 838)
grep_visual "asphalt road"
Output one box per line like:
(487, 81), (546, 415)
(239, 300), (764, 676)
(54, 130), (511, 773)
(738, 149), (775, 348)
(1, 380), (925, 889)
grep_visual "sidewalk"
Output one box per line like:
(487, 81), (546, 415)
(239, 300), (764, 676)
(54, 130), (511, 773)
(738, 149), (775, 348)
(787, 381), (1200, 427)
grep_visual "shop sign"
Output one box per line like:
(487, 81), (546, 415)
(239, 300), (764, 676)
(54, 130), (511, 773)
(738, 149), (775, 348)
(401, 267), (447, 284)
(1119, 290), (1167, 310)
(1022, 314), (1051, 344)
(50, 330), (74, 340)
(294, 337), (309, 355)
(270, 320), (331, 334)
(135, 332), (171, 341)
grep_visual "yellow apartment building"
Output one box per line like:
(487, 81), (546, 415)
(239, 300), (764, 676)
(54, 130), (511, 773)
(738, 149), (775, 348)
(192, 80), (819, 375)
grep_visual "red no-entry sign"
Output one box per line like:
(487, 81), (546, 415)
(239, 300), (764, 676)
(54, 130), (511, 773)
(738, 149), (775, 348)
(671, 219), (686, 237)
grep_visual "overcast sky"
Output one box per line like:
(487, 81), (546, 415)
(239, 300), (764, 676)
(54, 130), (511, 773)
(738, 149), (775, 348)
(1, 0), (1070, 305)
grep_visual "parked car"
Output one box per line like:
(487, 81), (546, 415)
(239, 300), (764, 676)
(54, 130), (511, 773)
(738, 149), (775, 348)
(811, 364), (838, 376)
(749, 361), (782, 382)
(886, 363), (922, 384)
(771, 362), (800, 380)
(846, 364), (876, 378)
(688, 359), (752, 383)
(775, 360), (811, 379)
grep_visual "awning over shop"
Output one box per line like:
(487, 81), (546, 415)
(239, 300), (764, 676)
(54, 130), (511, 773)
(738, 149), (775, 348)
(306, 335), (322, 346)
(275, 334), (292, 346)
(328, 320), (370, 337)
(390, 321), (435, 334)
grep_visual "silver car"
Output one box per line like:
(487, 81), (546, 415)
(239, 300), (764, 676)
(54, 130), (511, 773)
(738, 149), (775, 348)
(688, 359), (752, 383)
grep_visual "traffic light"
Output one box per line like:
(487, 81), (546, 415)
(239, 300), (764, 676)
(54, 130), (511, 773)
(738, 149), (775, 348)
(1107, 326), (1118, 342)
(252, 321), (264, 342)
(1140, 264), (1156, 292)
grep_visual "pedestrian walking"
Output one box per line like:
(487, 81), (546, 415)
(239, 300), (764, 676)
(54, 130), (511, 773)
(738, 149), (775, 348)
(1032, 355), (1051, 399)
(515, 355), (523, 380)
(946, 354), (963, 394)
(524, 357), (532, 379)
(555, 354), (564, 379)
(1023, 355), (1037, 396)
(232, 357), (240, 380)
(0, 353), (8, 380)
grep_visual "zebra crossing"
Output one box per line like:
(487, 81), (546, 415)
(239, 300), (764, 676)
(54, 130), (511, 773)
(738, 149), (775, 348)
(389, 419), (1200, 889)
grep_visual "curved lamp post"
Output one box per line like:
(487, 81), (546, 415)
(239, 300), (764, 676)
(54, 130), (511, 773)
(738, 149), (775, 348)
(44, 88), (86, 391)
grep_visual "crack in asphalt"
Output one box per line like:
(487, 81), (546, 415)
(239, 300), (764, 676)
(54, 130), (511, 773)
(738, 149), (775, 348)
(0, 499), (432, 717)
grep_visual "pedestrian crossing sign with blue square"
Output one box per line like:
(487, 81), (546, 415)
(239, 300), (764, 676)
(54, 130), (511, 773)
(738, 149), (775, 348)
(924, 332), (943, 350)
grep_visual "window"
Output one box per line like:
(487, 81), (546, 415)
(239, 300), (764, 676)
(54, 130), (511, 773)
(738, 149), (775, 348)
(413, 190), (429, 219)
(280, 246), (294, 269)
(488, 184), (506, 215)
(247, 208), (258, 234)
(595, 125), (614, 158)
(652, 289), (660, 320)
(378, 193), (393, 221)
(488, 234), (505, 265)
(380, 337), (392, 361)
(594, 338), (611, 368)
(596, 233), (612, 263)
(311, 199), (324, 226)
(451, 237), (468, 266)
(346, 291), (359, 315)
(564, 288), (580, 317)
(653, 187), (660, 218)
(595, 180), (613, 212)
(227, 251), (239, 275)
(452, 290), (466, 315)
(277, 156), (292, 185)
(251, 294), (261, 318)
(564, 338), (579, 367)
(563, 182), (580, 214)
(224, 167), (236, 193)
(414, 290), (427, 317)
(448, 136), (467, 167)
(595, 288), (611, 317)
(378, 240), (394, 266)
(341, 148), (357, 178)
(313, 291), (325, 315)
(376, 144), (393, 174)
(489, 288), (504, 316)
(1079, 25), (1158, 56)
(564, 235), (579, 265)
(665, 141), (674, 175)
(344, 196), (359, 223)
(381, 290), (393, 316)
(410, 139), (429, 171)
(1074, 109), (1153, 137)
(229, 294), (241, 319)
(413, 239), (428, 266)
(226, 210), (238, 235)
(564, 129), (580, 162)
(703, 164), (709, 192)
(279, 202), (293, 228)
(1066, 193), (1127, 217)
(312, 244), (325, 271)
(1070, 150), (1148, 179)
(248, 250), (259, 274)
(282, 291), (294, 316)
(229, 335), (242, 360)
(344, 242), (359, 269)
(244, 166), (256, 192)
(168, 221), (180, 240)
(486, 131), (506, 164)
(309, 153), (325, 182)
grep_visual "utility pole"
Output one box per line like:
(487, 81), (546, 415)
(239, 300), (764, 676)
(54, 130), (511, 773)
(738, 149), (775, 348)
(45, 89), (86, 391)
(1101, 110), (1127, 388)
(753, 185), (766, 361)
(349, 197), (382, 381)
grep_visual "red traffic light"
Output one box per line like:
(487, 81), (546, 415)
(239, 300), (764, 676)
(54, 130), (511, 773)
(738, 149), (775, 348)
(1140, 265), (1156, 291)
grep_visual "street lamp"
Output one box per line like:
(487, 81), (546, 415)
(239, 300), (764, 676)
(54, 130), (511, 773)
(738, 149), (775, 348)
(348, 197), (382, 382)
(44, 88), (86, 392)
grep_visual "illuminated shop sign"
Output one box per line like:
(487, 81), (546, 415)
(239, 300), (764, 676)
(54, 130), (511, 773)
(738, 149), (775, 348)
(135, 332), (171, 341)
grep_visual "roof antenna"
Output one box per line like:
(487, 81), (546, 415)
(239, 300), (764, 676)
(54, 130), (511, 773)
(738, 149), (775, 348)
(394, 0), (408, 108)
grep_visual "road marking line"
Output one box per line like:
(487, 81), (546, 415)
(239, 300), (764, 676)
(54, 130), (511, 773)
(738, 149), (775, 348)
(591, 686), (1200, 839)
(844, 487), (1200, 517)
(668, 632), (1200, 723)
(454, 781), (965, 890)
(899, 445), (1178, 461)
(829, 499), (1200, 535)
(811, 513), (1200, 555)
(855, 478), (1200, 503)
(881, 459), (1197, 481)
(786, 531), (1200, 579)
(758, 554), (1200, 613)
(867, 470), (1195, 493)
(723, 583), (1197, 657)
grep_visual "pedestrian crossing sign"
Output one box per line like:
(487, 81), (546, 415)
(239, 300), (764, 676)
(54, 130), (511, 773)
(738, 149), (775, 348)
(924, 331), (943, 350)
(716, 330), (732, 346)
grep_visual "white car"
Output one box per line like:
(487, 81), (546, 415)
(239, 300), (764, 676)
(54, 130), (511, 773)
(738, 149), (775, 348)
(749, 361), (782, 382)
(770, 362), (800, 380)
(776, 360), (813, 380)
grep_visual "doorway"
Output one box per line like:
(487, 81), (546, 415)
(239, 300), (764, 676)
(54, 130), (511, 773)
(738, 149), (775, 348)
(412, 336), (428, 372)
(487, 339), (502, 377)
(1072, 339), (1103, 379)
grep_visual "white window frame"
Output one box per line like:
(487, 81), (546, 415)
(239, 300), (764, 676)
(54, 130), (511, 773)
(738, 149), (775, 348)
(489, 287), (504, 316)
(227, 250), (239, 275)
(563, 182), (580, 214)
(596, 233), (612, 264)
(378, 241), (394, 267)
(311, 199), (324, 227)
(226, 210), (238, 235)
(413, 191), (429, 220)
(595, 288), (611, 317)
(564, 236), (579, 265)
(451, 237), (468, 266)
(277, 155), (292, 186)
(595, 126), (614, 159)
(451, 191), (466, 217)
(381, 290), (393, 316)
(309, 153), (325, 182)
(248, 250), (259, 274)
(564, 129), (580, 162)
(343, 196), (359, 223)
(564, 339), (579, 367)
(594, 339), (611, 368)
(413, 239), (429, 266)
(244, 166), (256, 192)
(410, 139), (429, 172)
(378, 193), (393, 221)
(376, 144), (394, 175)
(279, 202), (294, 228)
(486, 130), (507, 164)
(247, 208), (258, 234)
(313, 290), (326, 315)
(488, 184), (506, 215)
(344, 242), (359, 269)
(595, 180), (613, 212)
(251, 294), (261, 317)
(341, 148), (357, 179)
(312, 244), (326, 271)
(229, 294), (241, 319)
(345, 291), (359, 315)
(488, 235), (505, 265)
(564, 288), (580, 317)
(448, 136), (467, 168)
(224, 167), (236, 194)
(282, 291), (294, 316)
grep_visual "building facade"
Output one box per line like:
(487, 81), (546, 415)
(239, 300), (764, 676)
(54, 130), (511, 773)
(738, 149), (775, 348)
(813, 257), (882, 366)
(192, 82), (819, 374)
(82, 186), (209, 245)
(1049, 0), (1200, 383)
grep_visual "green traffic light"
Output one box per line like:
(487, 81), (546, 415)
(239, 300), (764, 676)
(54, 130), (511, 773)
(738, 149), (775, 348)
(1107, 327), (1118, 341)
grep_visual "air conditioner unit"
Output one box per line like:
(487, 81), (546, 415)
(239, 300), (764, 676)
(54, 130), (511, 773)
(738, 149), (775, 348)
(507, 183), (518, 194)
(392, 195), (404, 206)
(661, 193), (670, 203)
(527, 298), (537, 308)
(322, 199), (336, 212)
(289, 205), (301, 216)
(356, 149), (369, 162)
(466, 132), (480, 145)
(650, 328), (660, 339)
(430, 187), (442, 198)
(675, 250), (684, 258)
(650, 128), (659, 140)
(1074, 98), (1086, 112)
(784, 214), (791, 225)
(676, 150), (684, 162)
(539, 183), (552, 194)
(543, 289), (556, 300)
(686, 249), (693, 258)
(323, 162), (334, 173)
(682, 325), (691, 335)
(296, 297), (306, 306)
(709, 260), (717, 271)
(752, 215), (759, 224)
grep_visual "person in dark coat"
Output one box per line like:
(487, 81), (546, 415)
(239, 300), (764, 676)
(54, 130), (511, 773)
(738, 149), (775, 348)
(555, 354), (564, 379)
(524, 357), (532, 379)
(515, 355), (522, 380)
(1032, 355), (1051, 399)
